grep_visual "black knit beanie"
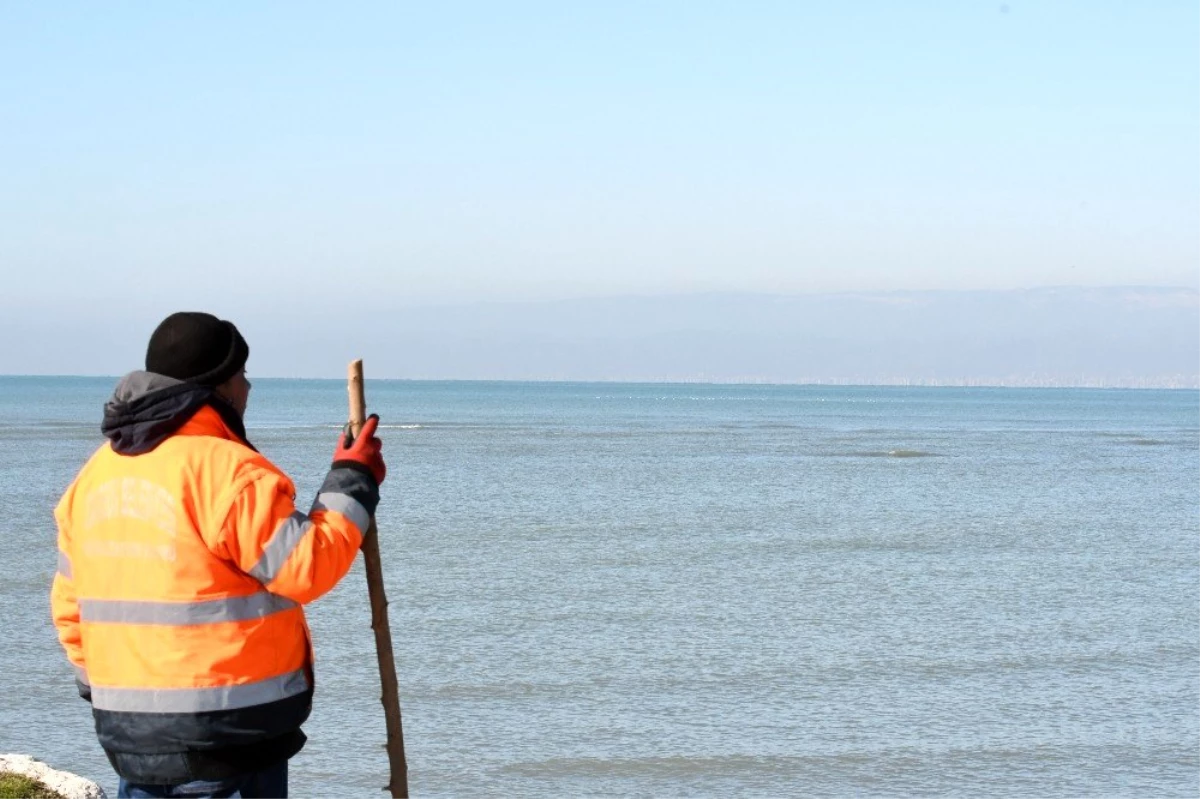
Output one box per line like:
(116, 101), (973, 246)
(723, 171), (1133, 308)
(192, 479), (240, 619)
(145, 312), (250, 387)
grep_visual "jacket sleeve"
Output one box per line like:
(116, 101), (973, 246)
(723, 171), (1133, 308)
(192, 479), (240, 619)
(218, 462), (380, 605)
(50, 496), (90, 700)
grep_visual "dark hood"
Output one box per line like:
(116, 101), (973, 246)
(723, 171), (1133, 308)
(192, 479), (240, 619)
(101, 371), (254, 455)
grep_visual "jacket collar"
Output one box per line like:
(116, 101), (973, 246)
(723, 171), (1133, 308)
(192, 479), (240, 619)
(175, 404), (249, 443)
(101, 371), (255, 455)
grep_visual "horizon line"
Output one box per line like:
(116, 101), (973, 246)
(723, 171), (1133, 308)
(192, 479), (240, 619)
(4, 374), (1198, 390)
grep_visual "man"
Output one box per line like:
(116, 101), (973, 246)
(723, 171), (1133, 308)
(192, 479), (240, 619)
(51, 311), (386, 799)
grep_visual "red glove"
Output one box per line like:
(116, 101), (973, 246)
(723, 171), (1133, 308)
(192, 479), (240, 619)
(333, 414), (386, 484)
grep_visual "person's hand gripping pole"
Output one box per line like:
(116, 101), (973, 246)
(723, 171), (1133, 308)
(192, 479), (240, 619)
(335, 413), (386, 485)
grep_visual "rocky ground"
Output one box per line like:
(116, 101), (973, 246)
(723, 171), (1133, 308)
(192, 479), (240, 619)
(0, 755), (106, 799)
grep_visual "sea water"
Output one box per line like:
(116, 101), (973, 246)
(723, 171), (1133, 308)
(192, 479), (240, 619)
(0, 377), (1196, 797)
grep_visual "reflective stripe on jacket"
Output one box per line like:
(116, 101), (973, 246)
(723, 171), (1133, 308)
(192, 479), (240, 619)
(51, 380), (378, 783)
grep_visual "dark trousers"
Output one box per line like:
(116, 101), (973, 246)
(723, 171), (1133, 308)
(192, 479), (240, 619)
(116, 760), (288, 799)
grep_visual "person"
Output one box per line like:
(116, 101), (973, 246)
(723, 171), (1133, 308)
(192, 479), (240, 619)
(50, 311), (386, 799)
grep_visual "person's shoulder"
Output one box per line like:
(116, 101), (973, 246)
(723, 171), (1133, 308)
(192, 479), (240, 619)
(170, 435), (292, 493)
(56, 441), (114, 515)
(207, 439), (285, 477)
(61, 439), (131, 491)
(221, 443), (296, 497)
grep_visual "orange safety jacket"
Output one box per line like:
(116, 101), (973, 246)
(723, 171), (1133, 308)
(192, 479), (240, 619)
(51, 372), (379, 783)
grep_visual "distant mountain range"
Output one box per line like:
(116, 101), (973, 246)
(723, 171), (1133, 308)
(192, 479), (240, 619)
(10, 286), (1199, 387)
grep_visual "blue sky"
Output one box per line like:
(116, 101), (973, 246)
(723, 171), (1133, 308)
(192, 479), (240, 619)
(1, 1), (1196, 326)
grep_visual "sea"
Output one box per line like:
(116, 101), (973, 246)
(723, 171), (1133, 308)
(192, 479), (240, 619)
(1, 377), (1196, 798)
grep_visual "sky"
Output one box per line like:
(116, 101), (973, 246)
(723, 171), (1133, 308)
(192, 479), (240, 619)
(0, 1), (1197, 372)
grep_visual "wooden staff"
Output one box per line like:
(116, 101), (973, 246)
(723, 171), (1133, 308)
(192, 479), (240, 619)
(347, 359), (409, 798)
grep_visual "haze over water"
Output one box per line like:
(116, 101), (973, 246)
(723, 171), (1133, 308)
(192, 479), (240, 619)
(2, 377), (1196, 797)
